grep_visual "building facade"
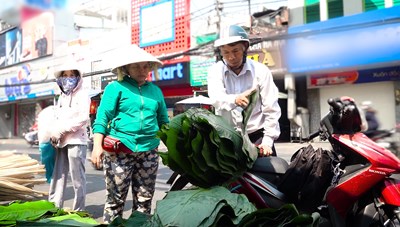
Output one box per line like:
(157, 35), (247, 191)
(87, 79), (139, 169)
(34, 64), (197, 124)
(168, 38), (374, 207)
(0, 0), (130, 138)
(0, 0), (296, 142)
(287, 0), (400, 135)
(0, 4), (80, 138)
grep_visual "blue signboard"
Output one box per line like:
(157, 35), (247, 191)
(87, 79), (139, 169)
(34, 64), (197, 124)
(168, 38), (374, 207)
(139, 0), (175, 47)
(150, 62), (190, 87)
(357, 66), (400, 83)
(286, 6), (400, 74)
(0, 64), (55, 103)
(308, 66), (400, 88)
(24, 0), (67, 9)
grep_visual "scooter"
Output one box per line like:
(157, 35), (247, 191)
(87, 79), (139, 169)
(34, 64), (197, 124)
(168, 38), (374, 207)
(228, 97), (400, 226)
(169, 97), (400, 226)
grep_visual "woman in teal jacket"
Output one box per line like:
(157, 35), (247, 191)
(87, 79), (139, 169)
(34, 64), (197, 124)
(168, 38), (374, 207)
(91, 45), (169, 223)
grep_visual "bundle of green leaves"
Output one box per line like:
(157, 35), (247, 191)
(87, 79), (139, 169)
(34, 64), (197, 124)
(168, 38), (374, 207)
(149, 186), (257, 227)
(111, 187), (318, 227)
(158, 106), (258, 188)
(0, 200), (100, 226)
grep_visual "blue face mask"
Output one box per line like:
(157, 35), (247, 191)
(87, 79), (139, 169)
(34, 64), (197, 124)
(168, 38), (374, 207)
(57, 77), (79, 95)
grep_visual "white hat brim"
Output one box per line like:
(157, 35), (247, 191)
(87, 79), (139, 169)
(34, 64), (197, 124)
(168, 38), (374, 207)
(110, 45), (163, 74)
(214, 36), (250, 47)
(54, 60), (82, 78)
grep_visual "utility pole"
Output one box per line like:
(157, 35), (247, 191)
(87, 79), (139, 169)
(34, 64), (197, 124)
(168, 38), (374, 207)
(248, 0), (252, 32)
(215, 0), (223, 35)
(248, 0), (251, 16)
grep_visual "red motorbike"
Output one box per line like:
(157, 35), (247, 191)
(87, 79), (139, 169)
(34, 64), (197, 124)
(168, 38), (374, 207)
(230, 97), (400, 226)
(168, 97), (400, 226)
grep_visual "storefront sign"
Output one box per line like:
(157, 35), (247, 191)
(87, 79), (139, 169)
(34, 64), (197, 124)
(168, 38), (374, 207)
(0, 64), (55, 102)
(287, 6), (400, 74)
(101, 74), (117, 90)
(190, 56), (214, 87)
(150, 61), (190, 87)
(248, 40), (286, 75)
(309, 66), (400, 88)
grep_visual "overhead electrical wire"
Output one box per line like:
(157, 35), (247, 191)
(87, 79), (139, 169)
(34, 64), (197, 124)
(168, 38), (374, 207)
(0, 1), (289, 88)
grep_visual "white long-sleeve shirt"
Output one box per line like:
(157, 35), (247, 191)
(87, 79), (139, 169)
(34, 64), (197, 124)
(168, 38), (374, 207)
(51, 79), (90, 148)
(207, 59), (281, 147)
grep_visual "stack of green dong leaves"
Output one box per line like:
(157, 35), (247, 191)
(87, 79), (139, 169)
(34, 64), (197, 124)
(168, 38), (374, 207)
(158, 101), (259, 188)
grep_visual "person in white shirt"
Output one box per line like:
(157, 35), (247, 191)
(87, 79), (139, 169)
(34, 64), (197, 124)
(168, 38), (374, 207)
(207, 24), (281, 156)
(48, 61), (90, 211)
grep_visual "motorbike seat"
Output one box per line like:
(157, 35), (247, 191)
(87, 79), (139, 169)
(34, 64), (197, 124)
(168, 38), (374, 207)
(250, 157), (289, 174)
(249, 157), (289, 185)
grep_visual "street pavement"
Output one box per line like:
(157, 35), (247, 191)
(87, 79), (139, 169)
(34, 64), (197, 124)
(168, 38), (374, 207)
(0, 137), (330, 224)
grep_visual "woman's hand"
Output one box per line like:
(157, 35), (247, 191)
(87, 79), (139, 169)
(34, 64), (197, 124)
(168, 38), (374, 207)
(91, 145), (104, 170)
(91, 133), (105, 170)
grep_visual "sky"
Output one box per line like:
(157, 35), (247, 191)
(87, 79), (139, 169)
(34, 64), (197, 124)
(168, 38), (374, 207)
(68, 0), (288, 38)
(0, 0), (288, 41)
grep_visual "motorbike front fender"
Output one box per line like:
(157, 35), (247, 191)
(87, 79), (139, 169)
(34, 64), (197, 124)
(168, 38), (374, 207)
(380, 177), (400, 206)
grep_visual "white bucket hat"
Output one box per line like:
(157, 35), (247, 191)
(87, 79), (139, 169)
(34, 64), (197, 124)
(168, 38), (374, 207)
(53, 59), (82, 78)
(110, 45), (163, 75)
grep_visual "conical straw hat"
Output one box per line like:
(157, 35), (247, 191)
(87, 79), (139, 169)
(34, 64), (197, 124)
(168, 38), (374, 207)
(53, 59), (82, 78)
(110, 45), (163, 74)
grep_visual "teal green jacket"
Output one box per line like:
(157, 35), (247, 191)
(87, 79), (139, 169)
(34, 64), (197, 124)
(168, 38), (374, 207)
(92, 77), (169, 152)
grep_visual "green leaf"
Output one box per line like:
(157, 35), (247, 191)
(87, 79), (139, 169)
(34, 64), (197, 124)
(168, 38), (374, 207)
(241, 88), (260, 166)
(189, 130), (225, 186)
(238, 204), (317, 227)
(17, 213), (100, 226)
(47, 213), (98, 224)
(217, 137), (249, 177)
(152, 187), (256, 227)
(164, 121), (193, 175)
(241, 133), (259, 166)
(0, 200), (57, 225)
(186, 109), (242, 149)
(199, 202), (229, 226)
(242, 88), (259, 131)
(181, 117), (195, 156)
(186, 147), (212, 184)
(158, 108), (257, 188)
(108, 211), (152, 227)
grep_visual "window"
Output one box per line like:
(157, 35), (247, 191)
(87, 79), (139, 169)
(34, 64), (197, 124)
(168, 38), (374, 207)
(328, 0), (343, 18)
(364, 0), (385, 11)
(305, 0), (320, 23)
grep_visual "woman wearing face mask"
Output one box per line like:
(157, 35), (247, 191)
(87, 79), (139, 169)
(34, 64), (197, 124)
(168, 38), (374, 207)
(48, 61), (90, 211)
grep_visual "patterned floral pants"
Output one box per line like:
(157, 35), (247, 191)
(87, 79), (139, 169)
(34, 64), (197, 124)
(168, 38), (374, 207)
(102, 149), (159, 223)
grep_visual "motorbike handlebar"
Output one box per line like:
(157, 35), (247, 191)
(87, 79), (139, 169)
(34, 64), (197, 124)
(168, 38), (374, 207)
(304, 131), (320, 142)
